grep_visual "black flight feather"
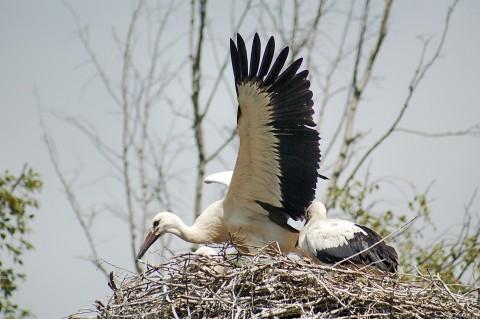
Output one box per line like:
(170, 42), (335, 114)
(263, 46), (289, 86)
(257, 36), (275, 78)
(315, 225), (399, 273)
(236, 34), (248, 82)
(249, 33), (261, 78)
(229, 39), (240, 87)
(273, 58), (303, 89)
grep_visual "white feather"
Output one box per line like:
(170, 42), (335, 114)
(298, 218), (366, 254)
(226, 83), (282, 208)
(204, 171), (233, 186)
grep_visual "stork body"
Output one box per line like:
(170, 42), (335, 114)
(137, 33), (320, 259)
(298, 202), (398, 273)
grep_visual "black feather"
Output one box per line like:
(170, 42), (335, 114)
(256, 201), (300, 233)
(315, 226), (399, 273)
(236, 34), (248, 82)
(257, 36), (275, 78)
(263, 46), (289, 86)
(249, 33), (261, 78)
(273, 58), (303, 89)
(293, 69), (309, 80)
(230, 39), (240, 87)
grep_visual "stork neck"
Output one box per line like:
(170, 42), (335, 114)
(166, 216), (210, 244)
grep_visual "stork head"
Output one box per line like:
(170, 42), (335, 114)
(137, 212), (179, 260)
(306, 201), (327, 221)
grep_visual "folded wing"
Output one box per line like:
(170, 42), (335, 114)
(302, 220), (398, 273)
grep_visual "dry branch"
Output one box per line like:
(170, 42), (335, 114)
(37, 92), (109, 278)
(328, 0), (393, 191)
(341, 0), (458, 190)
(190, 0), (208, 219)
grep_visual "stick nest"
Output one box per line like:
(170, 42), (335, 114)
(74, 245), (480, 318)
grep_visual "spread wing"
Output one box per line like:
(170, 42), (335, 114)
(224, 33), (320, 231)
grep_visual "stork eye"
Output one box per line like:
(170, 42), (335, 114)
(153, 220), (159, 228)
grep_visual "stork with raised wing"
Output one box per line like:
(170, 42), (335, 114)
(137, 33), (320, 259)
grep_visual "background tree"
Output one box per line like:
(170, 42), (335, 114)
(40, 0), (479, 291)
(0, 166), (42, 319)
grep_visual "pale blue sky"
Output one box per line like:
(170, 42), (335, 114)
(1, 1), (480, 318)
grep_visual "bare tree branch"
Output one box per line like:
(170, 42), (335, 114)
(205, 130), (237, 164)
(342, 0), (458, 189)
(138, 0), (175, 244)
(317, 0), (354, 132)
(119, 0), (145, 273)
(37, 93), (109, 277)
(190, 0), (208, 218)
(64, 3), (122, 107)
(201, 0), (253, 118)
(396, 123), (480, 138)
(328, 0), (393, 194)
(54, 114), (122, 172)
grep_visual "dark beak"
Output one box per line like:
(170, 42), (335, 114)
(136, 230), (160, 260)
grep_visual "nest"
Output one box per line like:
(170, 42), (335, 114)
(71, 245), (480, 318)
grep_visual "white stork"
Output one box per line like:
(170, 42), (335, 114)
(137, 33), (321, 259)
(298, 202), (399, 273)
